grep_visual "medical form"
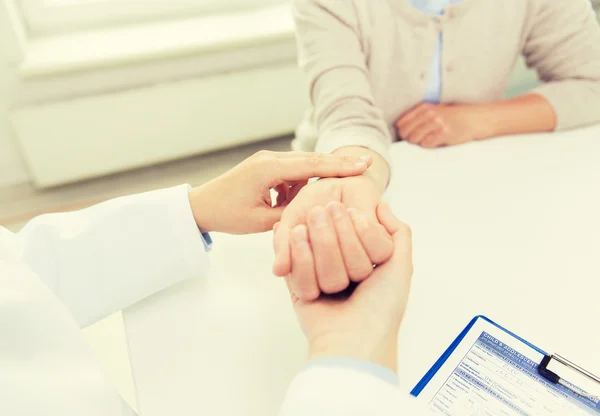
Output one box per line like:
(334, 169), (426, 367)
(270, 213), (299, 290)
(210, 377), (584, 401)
(414, 317), (600, 415)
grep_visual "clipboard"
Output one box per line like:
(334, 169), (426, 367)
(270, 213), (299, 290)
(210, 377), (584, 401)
(411, 315), (600, 415)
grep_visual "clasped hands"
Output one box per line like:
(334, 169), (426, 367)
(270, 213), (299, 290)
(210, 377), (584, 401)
(189, 150), (413, 370)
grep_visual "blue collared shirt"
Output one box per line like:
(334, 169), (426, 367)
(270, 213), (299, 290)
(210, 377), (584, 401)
(407, 0), (459, 103)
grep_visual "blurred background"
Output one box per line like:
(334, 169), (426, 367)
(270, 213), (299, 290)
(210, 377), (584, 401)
(1, 0), (599, 410)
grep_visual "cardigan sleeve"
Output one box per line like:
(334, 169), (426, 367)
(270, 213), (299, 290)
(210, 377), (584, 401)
(524, 0), (600, 130)
(293, 0), (393, 168)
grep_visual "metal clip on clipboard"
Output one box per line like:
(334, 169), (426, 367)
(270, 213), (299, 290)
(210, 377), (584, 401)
(538, 354), (600, 400)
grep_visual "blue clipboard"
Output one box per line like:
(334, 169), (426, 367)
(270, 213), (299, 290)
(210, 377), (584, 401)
(410, 315), (600, 414)
(410, 315), (547, 397)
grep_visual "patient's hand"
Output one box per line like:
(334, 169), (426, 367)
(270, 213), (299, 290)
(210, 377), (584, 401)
(396, 102), (491, 149)
(272, 176), (393, 299)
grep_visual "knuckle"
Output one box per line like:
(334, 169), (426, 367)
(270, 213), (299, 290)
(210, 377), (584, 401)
(318, 234), (338, 249)
(307, 154), (323, 168)
(340, 155), (355, 165)
(371, 250), (390, 265)
(252, 150), (276, 163)
(296, 285), (320, 302)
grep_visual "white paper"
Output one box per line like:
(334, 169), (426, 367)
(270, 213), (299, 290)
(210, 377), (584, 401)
(417, 318), (600, 415)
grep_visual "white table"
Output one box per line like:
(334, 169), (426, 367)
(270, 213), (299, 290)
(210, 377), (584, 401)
(123, 124), (600, 416)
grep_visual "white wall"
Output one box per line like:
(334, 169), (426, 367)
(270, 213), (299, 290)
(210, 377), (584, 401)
(0, 1), (30, 188)
(0, 67), (30, 188)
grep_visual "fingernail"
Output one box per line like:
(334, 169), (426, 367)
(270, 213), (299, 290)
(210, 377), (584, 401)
(292, 225), (309, 247)
(359, 156), (372, 163)
(310, 206), (328, 228)
(327, 202), (344, 219)
(354, 161), (367, 169)
(348, 208), (369, 230)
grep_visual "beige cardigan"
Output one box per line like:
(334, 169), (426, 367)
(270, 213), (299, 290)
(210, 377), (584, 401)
(292, 0), (600, 166)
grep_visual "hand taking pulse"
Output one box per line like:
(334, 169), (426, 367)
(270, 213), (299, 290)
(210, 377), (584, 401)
(272, 176), (393, 296)
(188, 151), (372, 234)
(396, 102), (492, 149)
(286, 203), (413, 372)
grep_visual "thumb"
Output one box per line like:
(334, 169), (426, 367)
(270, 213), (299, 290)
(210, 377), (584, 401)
(350, 203), (412, 317)
(377, 203), (405, 235)
(255, 206), (285, 233)
(284, 276), (301, 306)
(376, 203), (412, 259)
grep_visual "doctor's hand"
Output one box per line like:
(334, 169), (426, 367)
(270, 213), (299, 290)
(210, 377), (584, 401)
(188, 151), (371, 234)
(286, 203), (413, 372)
(272, 175), (390, 283)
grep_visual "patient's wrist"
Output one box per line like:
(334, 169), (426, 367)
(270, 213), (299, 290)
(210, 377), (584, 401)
(333, 147), (390, 193)
(469, 103), (504, 140)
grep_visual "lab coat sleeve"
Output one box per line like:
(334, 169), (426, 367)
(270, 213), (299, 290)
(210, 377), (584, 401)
(279, 363), (428, 415)
(0, 184), (209, 328)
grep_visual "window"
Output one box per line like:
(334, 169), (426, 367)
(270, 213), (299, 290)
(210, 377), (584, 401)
(17, 0), (288, 36)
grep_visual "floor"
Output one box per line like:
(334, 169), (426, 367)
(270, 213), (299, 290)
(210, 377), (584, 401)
(0, 136), (292, 412)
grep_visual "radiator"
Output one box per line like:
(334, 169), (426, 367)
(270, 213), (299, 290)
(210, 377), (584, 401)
(10, 63), (307, 188)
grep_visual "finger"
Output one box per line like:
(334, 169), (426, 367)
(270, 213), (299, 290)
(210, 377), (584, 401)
(348, 208), (394, 265)
(377, 203), (413, 261)
(272, 221), (280, 252)
(284, 276), (301, 306)
(420, 133), (444, 149)
(349, 204), (413, 310)
(400, 113), (439, 143)
(307, 205), (349, 294)
(254, 151), (336, 160)
(248, 206), (285, 234)
(287, 181), (308, 203)
(409, 119), (444, 145)
(265, 153), (373, 186)
(273, 216), (294, 276)
(327, 202), (374, 282)
(396, 103), (432, 132)
(289, 225), (320, 301)
(274, 183), (289, 207)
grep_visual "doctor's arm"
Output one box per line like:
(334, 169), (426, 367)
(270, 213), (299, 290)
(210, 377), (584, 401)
(279, 203), (428, 415)
(2, 151), (371, 328)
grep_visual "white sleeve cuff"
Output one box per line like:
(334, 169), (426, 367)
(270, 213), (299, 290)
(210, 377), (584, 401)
(280, 364), (421, 416)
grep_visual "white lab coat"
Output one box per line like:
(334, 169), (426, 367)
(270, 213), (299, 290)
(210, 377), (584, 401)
(0, 185), (422, 415)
